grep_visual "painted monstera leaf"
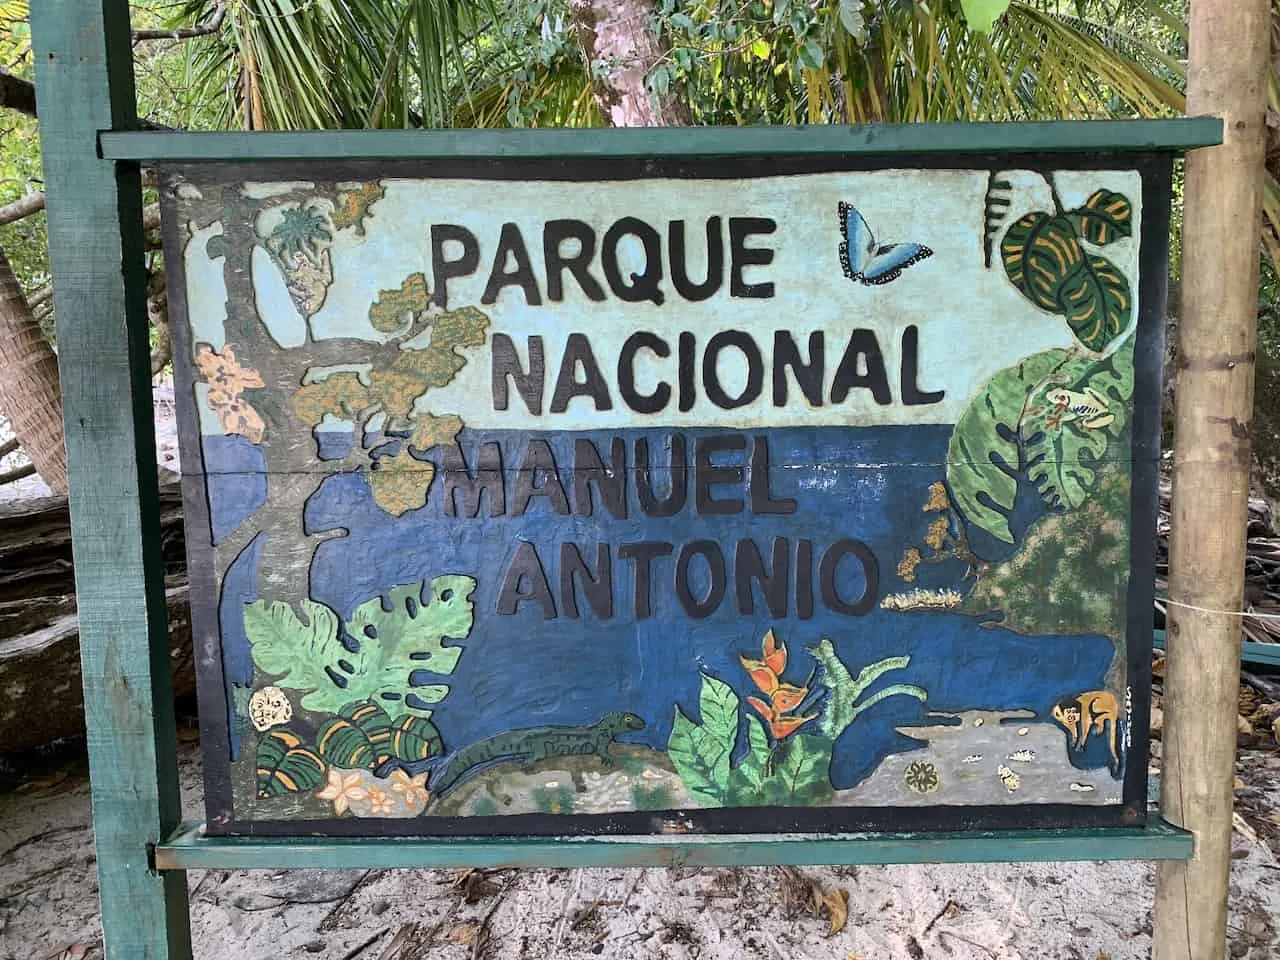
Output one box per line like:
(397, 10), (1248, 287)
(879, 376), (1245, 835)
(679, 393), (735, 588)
(949, 336), (1135, 544)
(947, 348), (1075, 543)
(1002, 202), (1133, 353)
(244, 599), (343, 703)
(1022, 340), (1134, 510)
(245, 575), (476, 719)
(345, 575), (477, 719)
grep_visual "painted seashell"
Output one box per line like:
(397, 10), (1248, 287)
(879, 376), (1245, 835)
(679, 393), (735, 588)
(1006, 749), (1036, 762)
(996, 764), (1020, 791)
(247, 685), (293, 732)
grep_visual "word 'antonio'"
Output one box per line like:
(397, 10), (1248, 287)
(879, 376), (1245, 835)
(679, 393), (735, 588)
(493, 327), (945, 415)
(438, 433), (879, 622)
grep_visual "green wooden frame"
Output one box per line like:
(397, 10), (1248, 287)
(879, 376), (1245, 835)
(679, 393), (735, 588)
(31, 3), (1220, 958)
(155, 814), (1192, 871)
(98, 119), (1223, 161)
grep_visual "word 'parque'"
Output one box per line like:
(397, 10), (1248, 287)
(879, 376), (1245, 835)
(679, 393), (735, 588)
(429, 216), (777, 308)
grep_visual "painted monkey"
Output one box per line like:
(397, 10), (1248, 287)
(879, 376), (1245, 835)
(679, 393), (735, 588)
(1052, 690), (1121, 775)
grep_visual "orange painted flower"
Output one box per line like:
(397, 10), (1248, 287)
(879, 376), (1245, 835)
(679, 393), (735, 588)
(770, 682), (809, 714)
(389, 769), (430, 810)
(740, 630), (816, 740)
(316, 769), (367, 816)
(923, 481), (949, 512)
(766, 712), (817, 739)
(195, 343), (264, 395)
(195, 343), (267, 443)
(740, 660), (779, 696)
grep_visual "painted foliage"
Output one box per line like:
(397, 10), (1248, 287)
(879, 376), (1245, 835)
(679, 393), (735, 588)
(162, 160), (1155, 834)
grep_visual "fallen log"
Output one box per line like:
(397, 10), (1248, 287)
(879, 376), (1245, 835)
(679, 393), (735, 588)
(0, 482), (194, 754)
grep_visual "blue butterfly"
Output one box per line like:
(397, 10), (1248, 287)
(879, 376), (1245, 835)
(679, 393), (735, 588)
(838, 201), (933, 285)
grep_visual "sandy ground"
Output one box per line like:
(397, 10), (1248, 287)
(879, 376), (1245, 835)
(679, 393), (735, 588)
(1, 735), (1277, 960)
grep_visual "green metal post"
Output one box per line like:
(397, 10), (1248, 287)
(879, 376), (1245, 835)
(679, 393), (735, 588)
(30, 2), (192, 958)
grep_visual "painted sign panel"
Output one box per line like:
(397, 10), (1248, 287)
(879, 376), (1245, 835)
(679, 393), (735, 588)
(162, 153), (1164, 836)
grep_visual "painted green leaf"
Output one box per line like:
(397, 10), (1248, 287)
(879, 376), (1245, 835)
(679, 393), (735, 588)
(255, 728), (326, 797)
(388, 714), (445, 763)
(1055, 253), (1132, 353)
(768, 734), (833, 805)
(1002, 212), (1085, 313)
(666, 673), (742, 807)
(812, 639), (856, 739)
(960, 0), (1012, 33)
(726, 715), (772, 805)
(667, 707), (727, 806)
(697, 673), (740, 754)
(1002, 200), (1133, 354)
(345, 575), (477, 719)
(947, 349), (1075, 543)
(316, 701), (406, 770)
(1023, 339), (1135, 510)
(316, 714), (383, 770)
(813, 640), (925, 739)
(1067, 190), (1133, 246)
(245, 576), (476, 719)
(245, 598), (343, 699)
(847, 683), (928, 724)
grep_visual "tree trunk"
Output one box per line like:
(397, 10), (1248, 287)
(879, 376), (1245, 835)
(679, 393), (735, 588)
(568, 0), (692, 127)
(0, 245), (67, 494)
(1153, 0), (1270, 956)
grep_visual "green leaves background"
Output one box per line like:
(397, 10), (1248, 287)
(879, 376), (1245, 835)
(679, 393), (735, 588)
(946, 183), (1137, 549)
(666, 644), (928, 808)
(946, 342), (1134, 546)
(667, 672), (834, 807)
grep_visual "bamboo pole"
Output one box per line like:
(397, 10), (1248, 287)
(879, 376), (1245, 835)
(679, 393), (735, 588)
(1153, 1), (1269, 957)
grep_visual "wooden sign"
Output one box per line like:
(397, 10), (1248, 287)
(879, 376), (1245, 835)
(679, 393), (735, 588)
(162, 151), (1164, 836)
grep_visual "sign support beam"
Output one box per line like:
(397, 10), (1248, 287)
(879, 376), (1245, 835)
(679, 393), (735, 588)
(1154, 0), (1269, 957)
(30, 2), (192, 958)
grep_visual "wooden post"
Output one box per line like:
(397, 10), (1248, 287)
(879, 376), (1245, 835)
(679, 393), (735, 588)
(30, 2), (192, 958)
(1153, 1), (1269, 958)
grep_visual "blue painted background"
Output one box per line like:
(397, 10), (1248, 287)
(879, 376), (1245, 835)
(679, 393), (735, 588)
(209, 426), (1116, 790)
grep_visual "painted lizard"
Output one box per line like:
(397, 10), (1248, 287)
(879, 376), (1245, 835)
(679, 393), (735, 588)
(426, 712), (645, 797)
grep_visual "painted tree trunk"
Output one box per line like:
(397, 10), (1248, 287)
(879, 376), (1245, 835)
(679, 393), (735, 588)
(568, 0), (692, 127)
(0, 246), (67, 494)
